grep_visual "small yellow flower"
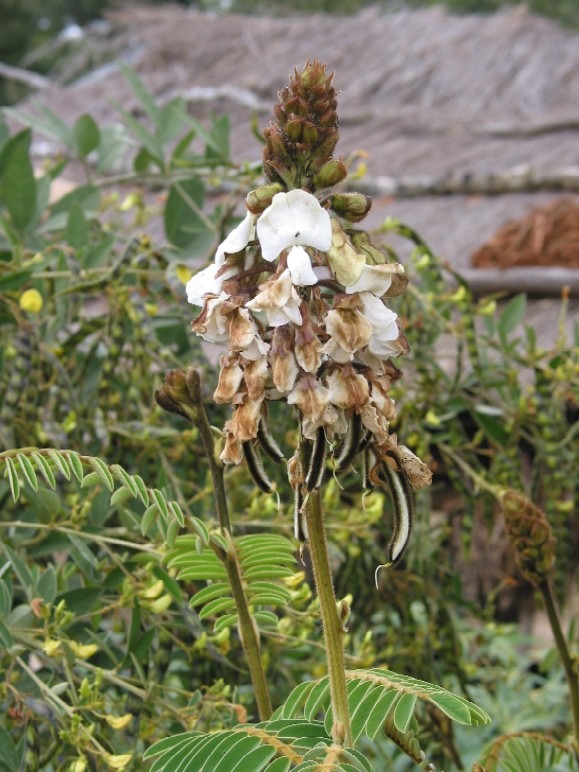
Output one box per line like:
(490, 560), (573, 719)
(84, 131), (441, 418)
(176, 264), (193, 285)
(139, 579), (164, 600)
(69, 757), (88, 772)
(424, 409), (441, 427)
(106, 713), (133, 730)
(69, 641), (98, 659)
(19, 289), (43, 314)
(42, 638), (62, 657)
(283, 571), (305, 589)
(104, 753), (132, 770)
(119, 193), (139, 211)
(478, 299), (497, 316)
(148, 594), (172, 614)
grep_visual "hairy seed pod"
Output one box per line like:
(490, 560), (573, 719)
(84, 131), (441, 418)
(306, 427), (327, 491)
(293, 487), (308, 543)
(242, 441), (274, 494)
(335, 414), (363, 472)
(257, 417), (285, 463)
(381, 460), (414, 565)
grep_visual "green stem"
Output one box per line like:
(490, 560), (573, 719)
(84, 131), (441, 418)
(219, 540), (273, 721)
(539, 579), (579, 752)
(305, 490), (352, 746)
(194, 399), (231, 532)
(189, 373), (271, 719)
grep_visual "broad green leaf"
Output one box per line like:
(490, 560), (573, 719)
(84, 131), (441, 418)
(73, 114), (100, 158)
(0, 724), (19, 771)
(141, 505), (159, 536)
(0, 580), (12, 617)
(37, 566), (57, 603)
(56, 587), (101, 614)
(164, 177), (207, 249)
(0, 618), (14, 649)
(120, 65), (160, 123)
(65, 202), (89, 249)
(0, 128), (36, 231)
(498, 294), (526, 339)
(110, 487), (136, 506)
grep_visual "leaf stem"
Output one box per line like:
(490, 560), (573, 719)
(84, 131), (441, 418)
(538, 579), (579, 754)
(305, 490), (352, 746)
(218, 537), (273, 721)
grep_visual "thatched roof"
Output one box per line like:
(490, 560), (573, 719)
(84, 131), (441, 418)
(16, 4), (579, 313)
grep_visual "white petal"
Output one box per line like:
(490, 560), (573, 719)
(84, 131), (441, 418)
(215, 211), (255, 267)
(360, 293), (398, 331)
(186, 263), (235, 306)
(257, 190), (332, 262)
(345, 264), (394, 296)
(287, 246), (318, 286)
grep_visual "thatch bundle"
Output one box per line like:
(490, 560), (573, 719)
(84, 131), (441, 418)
(472, 198), (579, 269)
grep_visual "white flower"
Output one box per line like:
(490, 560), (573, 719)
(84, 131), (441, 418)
(359, 293), (400, 357)
(246, 270), (302, 327)
(186, 263), (236, 306)
(257, 190), (332, 262)
(287, 246), (318, 286)
(215, 211), (255, 267)
(345, 264), (404, 297)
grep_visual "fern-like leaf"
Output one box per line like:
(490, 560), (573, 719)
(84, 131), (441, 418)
(165, 532), (297, 629)
(482, 732), (577, 771)
(0, 449), (207, 546)
(275, 667), (490, 745)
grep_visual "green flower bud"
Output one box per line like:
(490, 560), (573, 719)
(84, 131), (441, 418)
(313, 158), (348, 189)
(246, 183), (285, 214)
(330, 192), (372, 222)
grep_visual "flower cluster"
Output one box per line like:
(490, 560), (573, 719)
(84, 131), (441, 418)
(187, 185), (409, 465)
(185, 61), (429, 509)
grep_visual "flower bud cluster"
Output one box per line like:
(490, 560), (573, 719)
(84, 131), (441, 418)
(263, 61), (347, 192)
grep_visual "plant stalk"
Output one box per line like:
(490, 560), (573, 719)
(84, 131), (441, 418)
(220, 542), (273, 720)
(305, 490), (352, 746)
(193, 397), (231, 532)
(539, 579), (579, 752)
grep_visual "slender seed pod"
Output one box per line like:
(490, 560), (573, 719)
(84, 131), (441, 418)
(294, 487), (308, 543)
(362, 447), (374, 491)
(381, 459), (414, 565)
(335, 414), (362, 473)
(358, 427), (372, 453)
(257, 417), (285, 463)
(242, 441), (274, 494)
(305, 426), (327, 491)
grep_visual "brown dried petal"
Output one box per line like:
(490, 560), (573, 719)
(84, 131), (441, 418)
(270, 325), (300, 393)
(295, 317), (323, 373)
(214, 355), (244, 404)
(244, 357), (269, 402)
